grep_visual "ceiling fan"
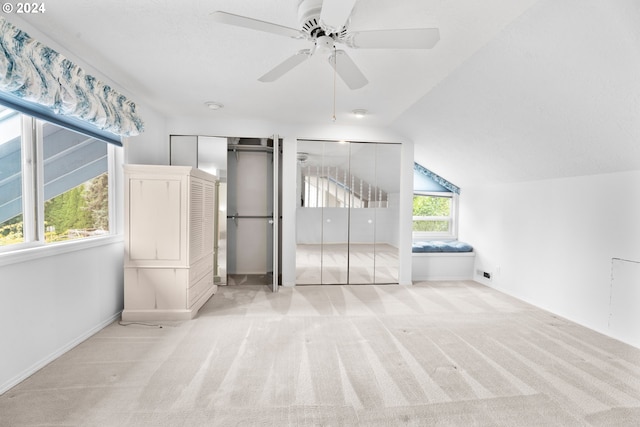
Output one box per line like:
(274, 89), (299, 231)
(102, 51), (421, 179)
(211, 0), (440, 90)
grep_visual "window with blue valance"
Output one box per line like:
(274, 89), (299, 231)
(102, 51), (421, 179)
(0, 17), (144, 146)
(413, 162), (459, 239)
(414, 162), (460, 194)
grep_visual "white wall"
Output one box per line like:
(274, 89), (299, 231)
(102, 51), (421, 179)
(124, 106), (168, 165)
(459, 170), (640, 348)
(0, 240), (125, 393)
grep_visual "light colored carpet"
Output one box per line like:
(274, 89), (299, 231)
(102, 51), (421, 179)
(2, 281), (640, 426)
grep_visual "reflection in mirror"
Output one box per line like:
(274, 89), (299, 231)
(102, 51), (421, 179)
(296, 140), (349, 284)
(348, 142), (377, 284)
(295, 140), (400, 284)
(319, 141), (350, 284)
(197, 136), (228, 284)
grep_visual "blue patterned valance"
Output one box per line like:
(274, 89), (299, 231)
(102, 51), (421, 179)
(0, 17), (144, 139)
(414, 162), (460, 194)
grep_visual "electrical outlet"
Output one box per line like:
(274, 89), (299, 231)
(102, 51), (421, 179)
(483, 271), (491, 280)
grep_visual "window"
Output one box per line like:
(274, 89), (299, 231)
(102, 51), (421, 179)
(412, 192), (457, 239)
(0, 108), (24, 246)
(0, 106), (114, 249)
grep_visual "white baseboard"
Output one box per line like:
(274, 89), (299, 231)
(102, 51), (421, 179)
(413, 275), (473, 281)
(0, 311), (122, 396)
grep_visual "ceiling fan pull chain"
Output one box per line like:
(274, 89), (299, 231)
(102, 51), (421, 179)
(332, 48), (337, 122)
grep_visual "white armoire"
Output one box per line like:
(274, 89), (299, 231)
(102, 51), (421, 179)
(122, 165), (217, 321)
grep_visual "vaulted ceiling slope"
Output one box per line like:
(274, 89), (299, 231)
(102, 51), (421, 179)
(393, 0), (640, 187)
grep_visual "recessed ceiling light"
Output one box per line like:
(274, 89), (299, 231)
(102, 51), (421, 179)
(205, 101), (224, 110)
(352, 109), (367, 118)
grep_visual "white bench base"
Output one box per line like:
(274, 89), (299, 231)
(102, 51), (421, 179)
(412, 252), (476, 281)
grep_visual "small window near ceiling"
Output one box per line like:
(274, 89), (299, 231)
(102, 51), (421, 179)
(412, 193), (456, 239)
(42, 122), (109, 243)
(0, 108), (24, 246)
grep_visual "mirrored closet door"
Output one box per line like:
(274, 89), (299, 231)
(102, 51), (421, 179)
(295, 139), (400, 285)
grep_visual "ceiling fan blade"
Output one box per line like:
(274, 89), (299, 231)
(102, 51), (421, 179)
(320, 0), (357, 32)
(259, 50), (312, 82)
(328, 50), (368, 90)
(211, 11), (303, 39)
(348, 28), (440, 49)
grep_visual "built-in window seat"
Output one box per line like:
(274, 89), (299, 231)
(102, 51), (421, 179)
(412, 241), (475, 281)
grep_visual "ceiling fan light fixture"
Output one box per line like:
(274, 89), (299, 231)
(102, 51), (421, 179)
(352, 109), (367, 118)
(315, 35), (335, 54)
(205, 101), (224, 110)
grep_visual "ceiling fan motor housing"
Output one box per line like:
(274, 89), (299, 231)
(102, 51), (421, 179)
(298, 0), (322, 32)
(297, 0), (348, 42)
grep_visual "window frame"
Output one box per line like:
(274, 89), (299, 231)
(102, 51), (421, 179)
(412, 191), (459, 241)
(0, 109), (119, 261)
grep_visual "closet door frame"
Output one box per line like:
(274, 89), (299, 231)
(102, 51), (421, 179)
(270, 134), (279, 293)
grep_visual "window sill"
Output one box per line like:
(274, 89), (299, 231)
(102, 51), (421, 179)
(413, 234), (457, 242)
(0, 234), (123, 267)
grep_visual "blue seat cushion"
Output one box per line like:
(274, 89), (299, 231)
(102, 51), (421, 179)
(412, 240), (473, 253)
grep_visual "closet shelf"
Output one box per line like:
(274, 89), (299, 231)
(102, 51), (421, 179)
(227, 144), (274, 153)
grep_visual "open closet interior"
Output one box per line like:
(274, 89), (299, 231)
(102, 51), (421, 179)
(295, 139), (401, 285)
(170, 135), (281, 292)
(226, 138), (280, 287)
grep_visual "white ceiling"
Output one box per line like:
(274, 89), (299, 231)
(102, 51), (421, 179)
(12, 0), (640, 187)
(14, 0), (537, 126)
